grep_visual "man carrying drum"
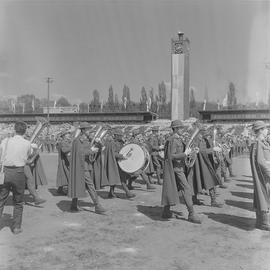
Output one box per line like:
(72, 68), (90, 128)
(104, 129), (136, 199)
(161, 120), (201, 224)
(126, 129), (155, 191)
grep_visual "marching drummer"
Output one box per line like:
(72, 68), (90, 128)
(127, 129), (155, 191)
(104, 129), (136, 199)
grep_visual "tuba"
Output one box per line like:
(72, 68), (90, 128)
(27, 117), (48, 164)
(89, 125), (109, 149)
(184, 127), (200, 168)
(88, 125), (110, 163)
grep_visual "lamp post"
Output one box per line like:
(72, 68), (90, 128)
(46, 77), (53, 135)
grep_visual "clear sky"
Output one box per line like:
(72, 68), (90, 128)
(0, 0), (269, 104)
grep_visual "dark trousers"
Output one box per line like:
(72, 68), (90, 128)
(71, 170), (99, 207)
(0, 167), (26, 229)
(151, 155), (161, 173)
(174, 169), (194, 214)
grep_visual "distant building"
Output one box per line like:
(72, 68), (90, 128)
(199, 109), (270, 123)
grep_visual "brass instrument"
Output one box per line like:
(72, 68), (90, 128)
(185, 127), (200, 168)
(89, 125), (108, 148)
(88, 125), (109, 163)
(27, 117), (48, 164)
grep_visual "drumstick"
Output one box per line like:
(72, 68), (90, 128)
(124, 148), (133, 158)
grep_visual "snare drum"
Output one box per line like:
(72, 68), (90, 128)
(118, 143), (150, 174)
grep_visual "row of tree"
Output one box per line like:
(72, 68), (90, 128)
(0, 82), (269, 117)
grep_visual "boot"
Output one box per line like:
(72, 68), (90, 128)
(188, 211), (202, 224)
(156, 173), (163, 185)
(219, 183), (228, 189)
(108, 186), (117, 199)
(88, 188), (106, 214)
(94, 204), (106, 214)
(57, 186), (68, 195)
(209, 188), (223, 208)
(142, 174), (155, 190)
(70, 198), (80, 212)
(34, 196), (46, 206)
(122, 182), (136, 199)
(161, 205), (172, 219)
(258, 211), (270, 231)
(192, 195), (203, 205)
(127, 178), (134, 190)
(12, 227), (23, 234)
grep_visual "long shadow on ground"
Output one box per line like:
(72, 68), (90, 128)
(97, 190), (130, 200)
(136, 205), (183, 221)
(225, 199), (254, 211)
(137, 205), (166, 221)
(203, 212), (255, 231)
(242, 175), (253, 178)
(236, 184), (254, 190)
(57, 200), (94, 212)
(234, 179), (252, 183)
(48, 188), (67, 197)
(231, 191), (253, 200)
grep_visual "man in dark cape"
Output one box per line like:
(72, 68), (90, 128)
(250, 121), (270, 230)
(103, 130), (135, 198)
(68, 122), (106, 214)
(161, 120), (201, 224)
(24, 156), (47, 205)
(56, 130), (72, 195)
(92, 148), (109, 190)
(188, 132), (224, 208)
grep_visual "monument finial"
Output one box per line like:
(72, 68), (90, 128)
(178, 31), (184, 41)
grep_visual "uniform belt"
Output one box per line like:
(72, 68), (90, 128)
(4, 166), (24, 169)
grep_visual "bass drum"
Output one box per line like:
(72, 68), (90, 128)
(118, 143), (150, 174)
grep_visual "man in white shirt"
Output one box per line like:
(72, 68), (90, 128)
(0, 121), (31, 234)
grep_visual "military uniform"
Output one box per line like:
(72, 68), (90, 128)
(250, 121), (270, 230)
(161, 120), (201, 223)
(105, 131), (136, 198)
(56, 133), (72, 194)
(68, 122), (106, 214)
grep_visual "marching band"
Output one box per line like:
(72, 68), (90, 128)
(0, 118), (269, 234)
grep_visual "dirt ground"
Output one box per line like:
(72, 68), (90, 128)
(1, 154), (270, 270)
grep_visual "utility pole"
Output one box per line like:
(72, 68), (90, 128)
(46, 77), (53, 135)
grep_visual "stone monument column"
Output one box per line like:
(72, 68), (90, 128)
(171, 32), (190, 120)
